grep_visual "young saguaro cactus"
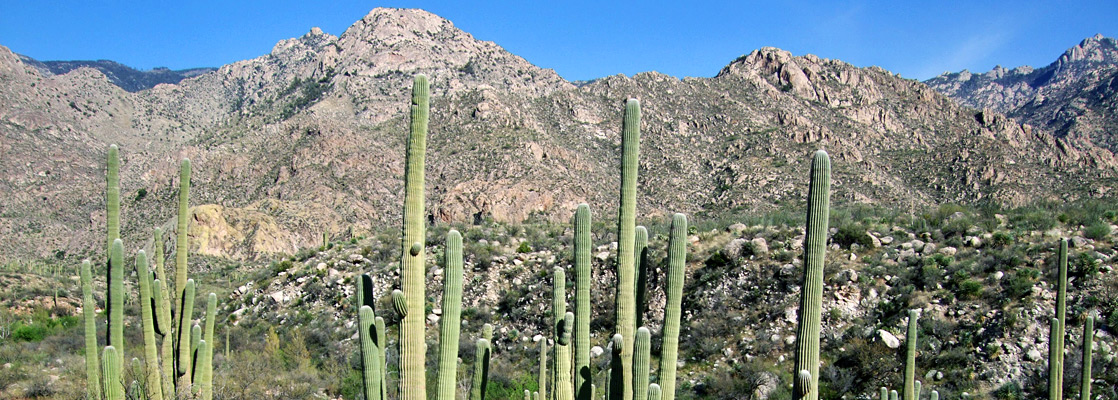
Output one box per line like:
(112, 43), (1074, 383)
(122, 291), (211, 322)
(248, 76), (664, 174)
(556, 313), (574, 400)
(660, 213), (687, 400)
(552, 266), (567, 399)
(437, 230), (465, 400)
(1081, 315), (1094, 400)
(572, 204), (592, 400)
(471, 338), (491, 400)
(539, 336), (548, 400)
(399, 73), (430, 400)
(81, 260), (102, 400)
(792, 150), (830, 400)
(102, 346), (123, 400)
(614, 97), (641, 400)
(358, 306), (382, 400)
(1048, 317), (1060, 400)
(904, 310), (919, 400)
(199, 293), (217, 400)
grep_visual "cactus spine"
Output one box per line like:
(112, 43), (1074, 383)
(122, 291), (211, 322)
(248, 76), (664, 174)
(614, 97), (641, 400)
(359, 306), (382, 400)
(792, 150), (830, 400)
(399, 74), (429, 400)
(436, 230), (465, 400)
(660, 213), (687, 400)
(136, 251), (163, 400)
(108, 238), (125, 370)
(1081, 315), (1093, 400)
(632, 327), (651, 400)
(573, 204), (592, 400)
(904, 310), (919, 400)
(1054, 238), (1069, 398)
(471, 338), (491, 400)
(103, 346), (123, 400)
(81, 260), (102, 400)
(634, 226), (649, 329)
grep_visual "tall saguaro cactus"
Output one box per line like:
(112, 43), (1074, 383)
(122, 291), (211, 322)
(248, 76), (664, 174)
(152, 228), (175, 399)
(359, 306), (382, 400)
(792, 150), (831, 400)
(1054, 238), (1069, 398)
(136, 251), (164, 400)
(81, 260), (102, 400)
(572, 205), (592, 400)
(1081, 315), (1094, 400)
(399, 73), (430, 400)
(614, 98), (641, 400)
(173, 159), (192, 393)
(103, 346), (123, 400)
(438, 230), (465, 400)
(660, 213), (687, 400)
(632, 327), (651, 400)
(108, 239), (125, 370)
(177, 279), (196, 390)
(904, 310), (919, 400)
(106, 144), (120, 264)
(1048, 317), (1061, 400)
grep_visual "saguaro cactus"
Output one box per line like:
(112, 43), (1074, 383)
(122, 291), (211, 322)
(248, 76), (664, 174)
(556, 313), (574, 400)
(552, 266), (566, 399)
(1081, 315), (1094, 400)
(1048, 317), (1060, 400)
(572, 205), (592, 400)
(152, 228), (175, 399)
(103, 346), (123, 400)
(376, 316), (387, 400)
(173, 159), (192, 392)
(471, 338), (491, 400)
(648, 384), (662, 400)
(539, 337), (548, 400)
(438, 230), (465, 400)
(81, 260), (102, 400)
(1054, 238), (1069, 398)
(108, 239), (125, 370)
(106, 144), (120, 263)
(614, 97), (641, 400)
(880, 387), (888, 400)
(930, 391), (938, 400)
(660, 213), (687, 400)
(609, 334), (624, 400)
(632, 327), (651, 400)
(199, 293), (216, 400)
(399, 73), (430, 400)
(792, 150), (830, 400)
(634, 226), (649, 329)
(136, 251), (164, 400)
(177, 279), (196, 390)
(904, 310), (919, 400)
(359, 306), (382, 400)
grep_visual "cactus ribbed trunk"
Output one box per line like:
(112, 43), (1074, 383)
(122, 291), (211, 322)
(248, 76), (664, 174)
(438, 230), (465, 400)
(660, 213), (687, 400)
(555, 313), (574, 400)
(614, 98), (641, 400)
(792, 150), (830, 400)
(153, 228), (175, 399)
(81, 260), (102, 400)
(1048, 317), (1060, 400)
(359, 306), (382, 400)
(539, 337), (548, 400)
(1054, 238), (1068, 398)
(880, 387), (888, 400)
(199, 293), (216, 400)
(572, 205), (592, 400)
(376, 316), (387, 400)
(471, 338), (491, 400)
(173, 159), (191, 393)
(903, 310), (918, 400)
(633, 226), (649, 329)
(103, 346), (123, 400)
(648, 384), (661, 400)
(609, 334), (624, 400)
(930, 391), (938, 400)
(1081, 316), (1093, 400)
(108, 239), (125, 371)
(632, 327), (651, 400)
(551, 266), (566, 400)
(177, 279), (195, 391)
(399, 74), (429, 400)
(136, 251), (164, 400)
(106, 145), (120, 268)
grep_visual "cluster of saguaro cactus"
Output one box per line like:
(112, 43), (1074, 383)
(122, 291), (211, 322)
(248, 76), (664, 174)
(793, 150), (831, 400)
(82, 146), (220, 400)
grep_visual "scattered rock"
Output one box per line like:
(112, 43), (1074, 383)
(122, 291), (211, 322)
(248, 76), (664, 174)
(939, 246), (958, 256)
(878, 329), (900, 348)
(750, 238), (769, 255)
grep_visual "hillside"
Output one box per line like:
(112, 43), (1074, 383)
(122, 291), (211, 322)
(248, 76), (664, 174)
(2, 8), (1114, 265)
(17, 55), (216, 92)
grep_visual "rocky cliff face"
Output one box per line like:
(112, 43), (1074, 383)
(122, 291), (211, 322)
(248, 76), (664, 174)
(1, 8), (1113, 262)
(927, 34), (1118, 155)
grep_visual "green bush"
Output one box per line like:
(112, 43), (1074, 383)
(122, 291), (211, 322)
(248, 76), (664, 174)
(833, 224), (873, 249)
(1084, 221), (1112, 241)
(956, 280), (984, 300)
(516, 241), (532, 253)
(12, 324), (49, 342)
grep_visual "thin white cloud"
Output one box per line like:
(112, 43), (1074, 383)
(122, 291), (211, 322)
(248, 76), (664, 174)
(914, 28), (1012, 79)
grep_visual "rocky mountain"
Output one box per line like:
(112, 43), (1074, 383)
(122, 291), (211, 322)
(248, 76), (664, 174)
(17, 55), (215, 92)
(1, 8), (1115, 263)
(927, 34), (1118, 152)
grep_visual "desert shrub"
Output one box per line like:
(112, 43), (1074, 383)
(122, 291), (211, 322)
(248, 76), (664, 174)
(992, 381), (1025, 399)
(832, 224), (873, 249)
(517, 241), (532, 253)
(1085, 221), (1112, 241)
(1073, 252), (1100, 278)
(1003, 268), (1039, 300)
(990, 231), (1014, 247)
(956, 280), (984, 300)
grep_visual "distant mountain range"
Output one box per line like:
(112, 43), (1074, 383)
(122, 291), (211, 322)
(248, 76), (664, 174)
(1, 8), (1115, 262)
(17, 56), (215, 92)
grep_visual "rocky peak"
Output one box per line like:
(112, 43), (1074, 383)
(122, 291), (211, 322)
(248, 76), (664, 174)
(1058, 33), (1118, 65)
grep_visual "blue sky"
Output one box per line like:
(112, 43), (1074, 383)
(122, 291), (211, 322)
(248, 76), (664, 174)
(1, 1), (1115, 81)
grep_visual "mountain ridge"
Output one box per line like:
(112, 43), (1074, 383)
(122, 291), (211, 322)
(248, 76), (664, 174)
(0, 7), (1113, 263)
